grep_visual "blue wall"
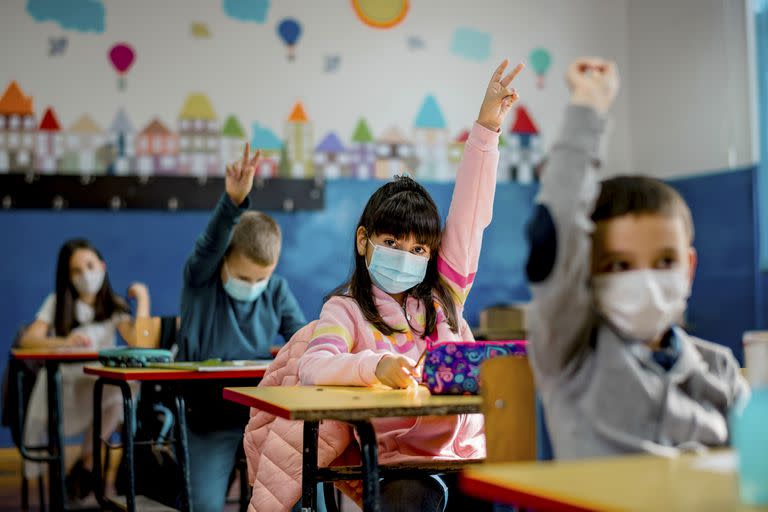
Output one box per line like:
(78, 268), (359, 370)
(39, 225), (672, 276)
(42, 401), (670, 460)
(1, 170), (763, 447)
(668, 167), (763, 362)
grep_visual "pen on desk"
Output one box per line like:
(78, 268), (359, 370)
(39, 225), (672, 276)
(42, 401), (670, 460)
(413, 348), (428, 383)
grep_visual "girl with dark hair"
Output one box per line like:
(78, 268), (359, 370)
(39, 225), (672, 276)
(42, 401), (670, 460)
(296, 60), (524, 511)
(19, 238), (150, 501)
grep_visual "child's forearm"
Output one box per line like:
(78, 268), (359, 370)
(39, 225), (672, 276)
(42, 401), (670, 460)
(184, 193), (247, 286)
(135, 293), (150, 318)
(298, 348), (386, 386)
(18, 333), (67, 349)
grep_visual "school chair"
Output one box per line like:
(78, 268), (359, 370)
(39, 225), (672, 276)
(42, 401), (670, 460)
(133, 315), (256, 510)
(479, 355), (537, 463)
(133, 316), (179, 350)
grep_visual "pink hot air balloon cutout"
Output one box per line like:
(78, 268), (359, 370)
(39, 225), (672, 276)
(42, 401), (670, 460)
(108, 43), (136, 90)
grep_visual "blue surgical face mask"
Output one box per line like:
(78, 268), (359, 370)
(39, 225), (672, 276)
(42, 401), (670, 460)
(223, 264), (269, 302)
(366, 239), (429, 295)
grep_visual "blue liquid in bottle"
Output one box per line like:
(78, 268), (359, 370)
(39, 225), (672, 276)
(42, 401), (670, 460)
(730, 388), (768, 505)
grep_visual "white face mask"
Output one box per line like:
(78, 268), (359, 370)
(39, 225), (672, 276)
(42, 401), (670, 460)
(72, 268), (106, 296)
(592, 269), (691, 343)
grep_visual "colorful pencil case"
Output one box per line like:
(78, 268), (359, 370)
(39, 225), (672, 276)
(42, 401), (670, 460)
(421, 340), (527, 395)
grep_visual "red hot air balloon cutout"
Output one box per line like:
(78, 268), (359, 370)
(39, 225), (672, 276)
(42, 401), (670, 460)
(108, 43), (136, 90)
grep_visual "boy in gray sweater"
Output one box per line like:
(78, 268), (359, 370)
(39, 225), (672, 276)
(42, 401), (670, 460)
(526, 57), (749, 459)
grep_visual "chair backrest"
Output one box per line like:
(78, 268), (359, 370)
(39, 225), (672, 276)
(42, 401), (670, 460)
(134, 316), (179, 350)
(479, 355), (537, 463)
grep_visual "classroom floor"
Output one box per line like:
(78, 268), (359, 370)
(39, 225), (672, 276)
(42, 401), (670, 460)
(0, 446), (246, 511)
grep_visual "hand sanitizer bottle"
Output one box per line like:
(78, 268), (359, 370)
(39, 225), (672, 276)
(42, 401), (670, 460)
(730, 332), (768, 505)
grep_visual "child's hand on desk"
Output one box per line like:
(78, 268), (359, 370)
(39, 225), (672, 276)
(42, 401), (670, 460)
(64, 332), (93, 348)
(568, 57), (620, 115)
(477, 59), (524, 132)
(376, 355), (420, 389)
(226, 143), (262, 206)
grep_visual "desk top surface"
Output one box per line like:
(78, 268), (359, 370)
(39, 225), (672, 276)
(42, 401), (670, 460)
(222, 385), (482, 421)
(461, 451), (763, 512)
(11, 348), (100, 361)
(83, 364), (267, 381)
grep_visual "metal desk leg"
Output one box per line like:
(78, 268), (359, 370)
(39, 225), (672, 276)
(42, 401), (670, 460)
(94, 379), (136, 511)
(301, 420), (319, 511)
(351, 420), (381, 512)
(45, 360), (65, 511)
(118, 380), (136, 512)
(92, 378), (108, 510)
(174, 390), (192, 512)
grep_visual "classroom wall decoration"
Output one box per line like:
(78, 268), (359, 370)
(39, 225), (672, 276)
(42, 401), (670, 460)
(190, 22), (211, 39)
(277, 18), (302, 60)
(450, 27), (492, 62)
(351, 0), (410, 30)
(0, 73), (545, 209)
(26, 0), (105, 33)
(48, 36), (68, 56)
(222, 0), (270, 24)
(0, 0), (644, 210)
(107, 43), (136, 91)
(529, 47), (553, 89)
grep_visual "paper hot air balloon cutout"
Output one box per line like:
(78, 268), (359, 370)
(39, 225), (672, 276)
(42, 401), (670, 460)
(108, 43), (136, 90)
(529, 47), (552, 89)
(277, 18), (302, 60)
(352, 0), (409, 29)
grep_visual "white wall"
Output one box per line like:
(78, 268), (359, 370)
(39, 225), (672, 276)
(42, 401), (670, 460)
(1, 0), (755, 179)
(0, 0), (635, 174)
(626, 0), (754, 177)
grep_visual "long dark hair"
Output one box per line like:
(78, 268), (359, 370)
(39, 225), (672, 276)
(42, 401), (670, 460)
(53, 238), (129, 336)
(328, 176), (459, 336)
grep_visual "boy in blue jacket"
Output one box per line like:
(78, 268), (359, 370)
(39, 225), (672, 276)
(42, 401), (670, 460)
(178, 144), (306, 512)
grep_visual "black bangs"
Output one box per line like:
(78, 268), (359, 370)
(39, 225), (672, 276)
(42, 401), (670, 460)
(364, 176), (442, 250)
(370, 190), (442, 249)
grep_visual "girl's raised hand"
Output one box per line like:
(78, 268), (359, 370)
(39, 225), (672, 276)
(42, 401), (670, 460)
(226, 143), (262, 206)
(477, 59), (525, 132)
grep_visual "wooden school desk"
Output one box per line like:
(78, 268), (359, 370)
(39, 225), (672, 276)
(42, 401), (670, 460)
(84, 364), (268, 512)
(223, 385), (483, 512)
(11, 347), (100, 511)
(460, 451), (766, 512)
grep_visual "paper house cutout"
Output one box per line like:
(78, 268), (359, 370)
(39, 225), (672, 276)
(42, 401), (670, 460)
(251, 122), (283, 177)
(178, 93), (221, 176)
(349, 117), (375, 179)
(375, 126), (417, 179)
(61, 114), (107, 175)
(314, 131), (348, 179)
(0, 81), (36, 172)
(283, 102), (313, 178)
(35, 107), (62, 174)
(414, 95), (450, 181)
(136, 118), (178, 175)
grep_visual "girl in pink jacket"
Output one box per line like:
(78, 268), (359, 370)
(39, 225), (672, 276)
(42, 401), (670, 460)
(298, 59), (524, 511)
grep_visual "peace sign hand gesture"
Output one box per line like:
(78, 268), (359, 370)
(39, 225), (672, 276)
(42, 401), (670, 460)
(226, 142), (262, 206)
(477, 59), (525, 132)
